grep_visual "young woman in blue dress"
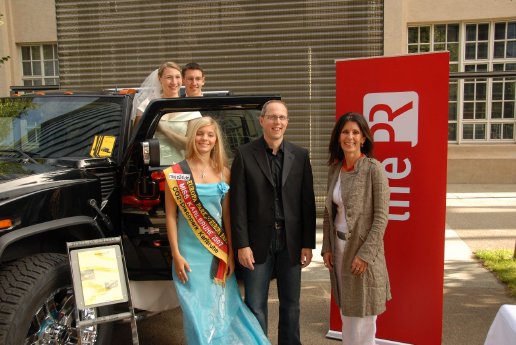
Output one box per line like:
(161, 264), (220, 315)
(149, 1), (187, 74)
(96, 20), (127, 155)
(164, 116), (270, 345)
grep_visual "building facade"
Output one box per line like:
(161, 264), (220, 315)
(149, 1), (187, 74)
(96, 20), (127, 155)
(1, 0), (515, 213)
(384, 0), (516, 184)
(0, 0), (58, 91)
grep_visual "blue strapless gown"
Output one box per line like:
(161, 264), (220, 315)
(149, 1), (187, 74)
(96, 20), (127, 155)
(172, 182), (270, 345)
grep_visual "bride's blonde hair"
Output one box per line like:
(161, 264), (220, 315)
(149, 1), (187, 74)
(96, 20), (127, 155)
(157, 61), (181, 78)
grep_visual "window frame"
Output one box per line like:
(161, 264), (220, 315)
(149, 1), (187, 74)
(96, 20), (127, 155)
(408, 20), (516, 143)
(20, 44), (59, 87)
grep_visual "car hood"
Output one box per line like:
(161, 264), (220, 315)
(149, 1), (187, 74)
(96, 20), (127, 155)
(0, 160), (63, 182)
(0, 161), (99, 203)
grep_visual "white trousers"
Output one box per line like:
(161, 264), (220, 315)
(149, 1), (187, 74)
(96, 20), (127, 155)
(335, 237), (377, 345)
(341, 314), (377, 345)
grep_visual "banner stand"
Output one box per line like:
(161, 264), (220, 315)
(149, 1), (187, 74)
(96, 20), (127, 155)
(67, 237), (139, 345)
(326, 331), (413, 345)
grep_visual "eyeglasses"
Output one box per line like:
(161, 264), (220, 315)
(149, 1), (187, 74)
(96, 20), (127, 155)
(264, 115), (289, 122)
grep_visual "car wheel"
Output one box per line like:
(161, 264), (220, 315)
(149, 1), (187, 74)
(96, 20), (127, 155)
(0, 253), (113, 345)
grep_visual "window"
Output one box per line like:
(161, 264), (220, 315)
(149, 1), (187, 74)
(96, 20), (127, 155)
(0, 96), (122, 158)
(21, 44), (59, 87)
(494, 22), (516, 59)
(408, 26), (431, 53)
(408, 21), (516, 143)
(465, 23), (489, 60)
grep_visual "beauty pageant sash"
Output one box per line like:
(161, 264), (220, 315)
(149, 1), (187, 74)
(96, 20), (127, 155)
(164, 160), (228, 284)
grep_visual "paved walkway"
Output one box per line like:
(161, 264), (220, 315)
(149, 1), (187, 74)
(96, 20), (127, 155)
(114, 184), (516, 345)
(442, 184), (516, 345)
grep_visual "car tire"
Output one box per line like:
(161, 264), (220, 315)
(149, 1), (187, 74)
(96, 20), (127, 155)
(0, 253), (113, 345)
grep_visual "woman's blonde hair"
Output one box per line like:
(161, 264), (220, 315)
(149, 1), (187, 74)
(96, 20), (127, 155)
(185, 116), (228, 173)
(157, 61), (181, 78)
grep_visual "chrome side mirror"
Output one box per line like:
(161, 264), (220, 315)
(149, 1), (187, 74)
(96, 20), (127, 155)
(141, 139), (160, 166)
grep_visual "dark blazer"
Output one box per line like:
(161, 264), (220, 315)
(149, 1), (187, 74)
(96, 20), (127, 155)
(230, 136), (316, 265)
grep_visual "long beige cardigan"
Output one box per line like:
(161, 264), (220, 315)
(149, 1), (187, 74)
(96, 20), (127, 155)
(322, 157), (392, 317)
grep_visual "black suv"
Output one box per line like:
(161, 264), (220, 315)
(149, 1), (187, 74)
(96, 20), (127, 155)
(0, 91), (278, 345)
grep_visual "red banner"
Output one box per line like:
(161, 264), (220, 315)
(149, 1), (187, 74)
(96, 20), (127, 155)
(332, 53), (449, 345)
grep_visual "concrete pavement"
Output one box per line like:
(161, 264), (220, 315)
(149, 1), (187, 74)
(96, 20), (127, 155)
(442, 184), (516, 345)
(114, 184), (516, 344)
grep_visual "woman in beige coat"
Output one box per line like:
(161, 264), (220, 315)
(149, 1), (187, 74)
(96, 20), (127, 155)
(322, 112), (391, 345)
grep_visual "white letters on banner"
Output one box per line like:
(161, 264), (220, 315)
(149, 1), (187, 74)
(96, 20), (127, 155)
(364, 92), (419, 147)
(364, 92), (419, 222)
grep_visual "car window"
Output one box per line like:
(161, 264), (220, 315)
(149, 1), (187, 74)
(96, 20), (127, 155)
(152, 108), (262, 166)
(0, 96), (123, 158)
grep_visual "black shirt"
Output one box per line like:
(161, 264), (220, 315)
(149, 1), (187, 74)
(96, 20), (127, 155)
(264, 141), (285, 223)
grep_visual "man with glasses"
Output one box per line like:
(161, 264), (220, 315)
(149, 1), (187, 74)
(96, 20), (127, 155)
(230, 100), (316, 345)
(181, 62), (205, 97)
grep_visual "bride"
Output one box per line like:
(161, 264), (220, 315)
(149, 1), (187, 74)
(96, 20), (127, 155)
(132, 61), (201, 165)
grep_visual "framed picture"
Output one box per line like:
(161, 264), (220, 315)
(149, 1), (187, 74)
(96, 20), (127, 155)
(70, 245), (128, 309)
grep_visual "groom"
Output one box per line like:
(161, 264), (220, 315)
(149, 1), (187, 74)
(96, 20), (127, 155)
(230, 100), (316, 345)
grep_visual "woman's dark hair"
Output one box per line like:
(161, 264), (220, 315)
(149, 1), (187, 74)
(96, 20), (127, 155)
(327, 112), (375, 165)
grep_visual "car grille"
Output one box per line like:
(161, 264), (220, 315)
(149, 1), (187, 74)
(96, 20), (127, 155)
(93, 168), (117, 201)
